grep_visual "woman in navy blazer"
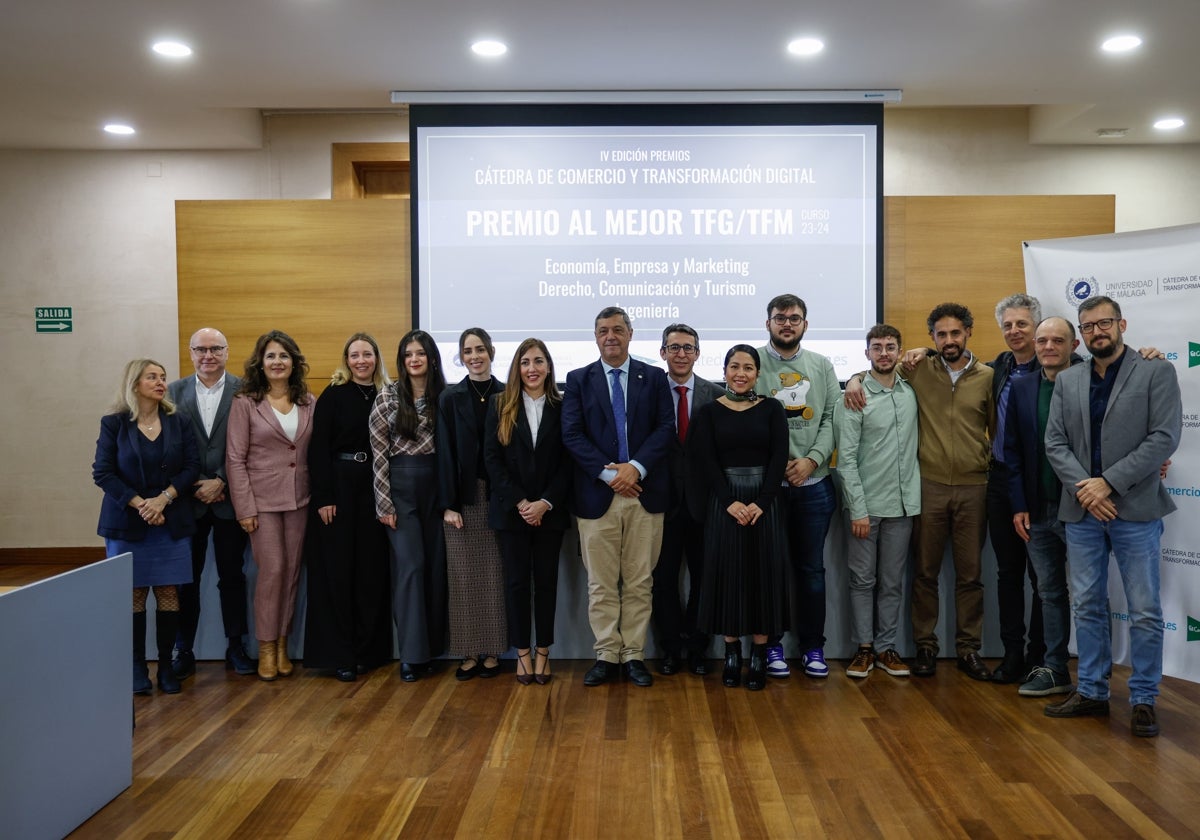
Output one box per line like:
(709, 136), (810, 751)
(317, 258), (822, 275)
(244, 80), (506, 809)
(484, 338), (571, 684)
(93, 358), (200, 696)
(225, 330), (314, 682)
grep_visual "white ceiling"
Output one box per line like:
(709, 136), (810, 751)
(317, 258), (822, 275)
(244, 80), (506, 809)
(2, 0), (1197, 150)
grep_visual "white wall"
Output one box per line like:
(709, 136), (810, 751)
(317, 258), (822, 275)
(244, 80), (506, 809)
(1, 108), (1198, 548)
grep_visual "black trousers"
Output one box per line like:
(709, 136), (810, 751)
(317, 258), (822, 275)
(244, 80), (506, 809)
(177, 508), (249, 650)
(498, 526), (564, 649)
(651, 509), (709, 655)
(987, 463), (1044, 662)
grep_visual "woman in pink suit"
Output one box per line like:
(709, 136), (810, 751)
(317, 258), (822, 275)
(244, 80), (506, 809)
(226, 330), (314, 681)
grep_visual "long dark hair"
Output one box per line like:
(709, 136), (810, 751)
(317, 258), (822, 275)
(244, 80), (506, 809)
(392, 329), (445, 439)
(495, 338), (560, 446)
(239, 330), (310, 404)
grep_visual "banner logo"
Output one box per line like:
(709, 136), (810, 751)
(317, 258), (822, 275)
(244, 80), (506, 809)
(1189, 615), (1200, 641)
(1190, 342), (1200, 368)
(1066, 277), (1097, 307)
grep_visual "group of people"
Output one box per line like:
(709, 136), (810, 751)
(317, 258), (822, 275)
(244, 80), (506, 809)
(93, 291), (1183, 735)
(841, 293), (1181, 738)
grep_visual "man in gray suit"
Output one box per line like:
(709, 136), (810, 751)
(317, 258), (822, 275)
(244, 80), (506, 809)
(169, 327), (255, 676)
(1044, 296), (1181, 737)
(651, 324), (724, 676)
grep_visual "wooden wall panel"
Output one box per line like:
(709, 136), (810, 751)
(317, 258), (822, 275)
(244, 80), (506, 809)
(883, 195), (1115, 359)
(176, 200), (410, 395)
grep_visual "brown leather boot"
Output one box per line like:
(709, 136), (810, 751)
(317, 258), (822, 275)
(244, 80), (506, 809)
(257, 639), (278, 681)
(277, 635), (293, 677)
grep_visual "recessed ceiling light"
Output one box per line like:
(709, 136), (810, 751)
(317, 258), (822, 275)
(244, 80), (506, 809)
(1153, 117), (1185, 130)
(104, 123), (136, 135)
(787, 37), (825, 57)
(1101, 34), (1142, 53)
(1095, 128), (1128, 138)
(152, 40), (193, 58)
(471, 40), (507, 57)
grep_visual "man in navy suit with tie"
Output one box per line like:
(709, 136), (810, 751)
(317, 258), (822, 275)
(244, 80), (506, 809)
(168, 327), (255, 677)
(562, 306), (676, 686)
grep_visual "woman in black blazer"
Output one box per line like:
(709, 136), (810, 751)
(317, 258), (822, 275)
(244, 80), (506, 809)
(437, 328), (508, 680)
(93, 358), (200, 696)
(483, 338), (571, 684)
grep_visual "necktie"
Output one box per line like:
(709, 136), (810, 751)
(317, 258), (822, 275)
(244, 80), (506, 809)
(610, 368), (629, 463)
(675, 385), (689, 442)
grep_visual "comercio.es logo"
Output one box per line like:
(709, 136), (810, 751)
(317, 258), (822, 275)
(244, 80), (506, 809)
(1066, 277), (1098, 307)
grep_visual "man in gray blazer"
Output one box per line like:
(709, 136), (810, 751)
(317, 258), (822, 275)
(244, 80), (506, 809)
(651, 324), (724, 676)
(1044, 297), (1181, 737)
(169, 327), (255, 676)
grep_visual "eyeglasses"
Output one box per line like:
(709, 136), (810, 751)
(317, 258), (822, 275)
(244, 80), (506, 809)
(190, 345), (227, 356)
(770, 314), (805, 326)
(1077, 318), (1116, 335)
(868, 345), (899, 355)
(663, 343), (697, 354)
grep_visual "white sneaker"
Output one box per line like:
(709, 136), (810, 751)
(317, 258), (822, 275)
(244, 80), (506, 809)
(765, 645), (790, 678)
(802, 648), (829, 678)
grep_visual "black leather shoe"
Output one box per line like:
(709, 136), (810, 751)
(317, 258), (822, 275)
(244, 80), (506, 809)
(913, 647), (936, 677)
(991, 651), (1026, 684)
(225, 643), (256, 676)
(583, 660), (618, 686)
(335, 667), (357, 683)
(658, 652), (680, 676)
(957, 651), (992, 681)
(134, 662), (153, 695)
(745, 644), (767, 691)
(400, 662), (419, 682)
(172, 649), (196, 679)
(1131, 703), (1159, 737)
(157, 662), (182, 694)
(722, 641), (743, 687)
(455, 658), (480, 681)
(687, 650), (709, 676)
(625, 660), (654, 687)
(1044, 690), (1110, 718)
(479, 657), (501, 679)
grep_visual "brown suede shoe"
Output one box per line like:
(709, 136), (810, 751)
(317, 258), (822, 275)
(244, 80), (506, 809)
(1044, 690), (1110, 718)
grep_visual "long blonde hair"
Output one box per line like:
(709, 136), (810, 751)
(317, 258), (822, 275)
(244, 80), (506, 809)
(329, 332), (391, 387)
(495, 338), (560, 446)
(111, 358), (176, 419)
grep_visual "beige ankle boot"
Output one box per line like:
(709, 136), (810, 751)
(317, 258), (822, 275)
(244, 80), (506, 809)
(257, 639), (278, 681)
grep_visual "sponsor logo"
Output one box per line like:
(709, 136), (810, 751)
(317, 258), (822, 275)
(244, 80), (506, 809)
(1189, 615), (1200, 642)
(1190, 341), (1200, 368)
(1066, 277), (1097, 307)
(1110, 611), (1177, 631)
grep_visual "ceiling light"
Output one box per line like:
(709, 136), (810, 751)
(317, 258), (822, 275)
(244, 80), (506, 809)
(152, 40), (193, 58)
(103, 123), (135, 135)
(787, 37), (824, 57)
(471, 40), (507, 57)
(1153, 117), (1185, 130)
(1101, 34), (1141, 53)
(1095, 128), (1128, 138)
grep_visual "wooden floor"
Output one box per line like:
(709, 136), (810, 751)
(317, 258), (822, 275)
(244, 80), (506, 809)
(6, 566), (1199, 839)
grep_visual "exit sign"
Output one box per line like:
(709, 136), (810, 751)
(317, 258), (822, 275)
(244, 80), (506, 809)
(36, 307), (73, 333)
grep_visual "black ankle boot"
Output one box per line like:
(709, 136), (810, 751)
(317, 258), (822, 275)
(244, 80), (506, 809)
(133, 611), (152, 695)
(155, 610), (182, 694)
(722, 640), (743, 688)
(746, 643), (767, 691)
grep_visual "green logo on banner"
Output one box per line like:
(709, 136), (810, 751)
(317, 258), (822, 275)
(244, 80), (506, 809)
(1190, 342), (1200, 368)
(1189, 615), (1200, 641)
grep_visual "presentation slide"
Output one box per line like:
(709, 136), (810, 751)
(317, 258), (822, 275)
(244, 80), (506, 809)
(413, 107), (880, 382)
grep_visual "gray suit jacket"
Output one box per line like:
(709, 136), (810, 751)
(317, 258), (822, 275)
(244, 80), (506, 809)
(1044, 348), (1181, 523)
(667, 375), (723, 520)
(168, 372), (241, 520)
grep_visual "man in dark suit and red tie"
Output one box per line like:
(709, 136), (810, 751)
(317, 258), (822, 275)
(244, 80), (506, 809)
(562, 306), (676, 687)
(651, 324), (724, 677)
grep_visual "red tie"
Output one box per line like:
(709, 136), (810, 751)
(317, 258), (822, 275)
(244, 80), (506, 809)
(675, 385), (689, 442)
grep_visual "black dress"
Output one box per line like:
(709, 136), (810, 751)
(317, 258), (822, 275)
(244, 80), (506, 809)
(689, 398), (790, 637)
(303, 381), (394, 671)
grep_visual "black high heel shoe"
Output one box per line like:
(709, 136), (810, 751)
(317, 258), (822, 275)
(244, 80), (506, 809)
(746, 643), (767, 691)
(722, 640), (743, 688)
(534, 647), (553, 685)
(515, 649), (534, 685)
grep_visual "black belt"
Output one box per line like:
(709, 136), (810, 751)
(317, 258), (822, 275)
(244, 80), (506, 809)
(336, 452), (369, 463)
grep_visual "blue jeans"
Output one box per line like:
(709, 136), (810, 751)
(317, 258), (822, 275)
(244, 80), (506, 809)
(1065, 516), (1164, 706)
(1024, 505), (1069, 676)
(779, 476), (836, 651)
